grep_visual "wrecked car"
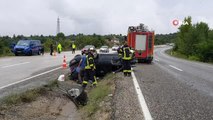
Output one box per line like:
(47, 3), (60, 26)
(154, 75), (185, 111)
(69, 52), (137, 81)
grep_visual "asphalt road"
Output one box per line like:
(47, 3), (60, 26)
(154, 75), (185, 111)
(134, 46), (213, 119)
(0, 51), (81, 95)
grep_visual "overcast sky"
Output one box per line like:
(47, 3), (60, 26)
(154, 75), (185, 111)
(0, 0), (213, 36)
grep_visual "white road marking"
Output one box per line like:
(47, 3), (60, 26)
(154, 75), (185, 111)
(132, 70), (153, 120)
(1, 62), (30, 68)
(155, 58), (159, 62)
(169, 65), (183, 71)
(0, 67), (62, 90)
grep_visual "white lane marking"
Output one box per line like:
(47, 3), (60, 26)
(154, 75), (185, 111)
(0, 67), (62, 90)
(169, 65), (183, 71)
(155, 58), (159, 62)
(1, 62), (30, 68)
(132, 71), (152, 120)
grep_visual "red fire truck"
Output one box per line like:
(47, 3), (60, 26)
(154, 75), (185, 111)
(127, 24), (154, 63)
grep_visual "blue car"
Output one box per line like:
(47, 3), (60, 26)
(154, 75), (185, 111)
(13, 40), (42, 56)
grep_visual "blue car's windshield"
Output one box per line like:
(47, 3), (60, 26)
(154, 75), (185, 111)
(17, 41), (30, 46)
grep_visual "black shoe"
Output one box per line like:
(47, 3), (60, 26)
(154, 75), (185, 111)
(82, 84), (87, 88)
(93, 84), (97, 88)
(127, 73), (131, 77)
(124, 73), (127, 77)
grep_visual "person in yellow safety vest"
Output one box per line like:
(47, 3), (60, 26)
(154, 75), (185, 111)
(122, 43), (132, 77)
(57, 43), (62, 54)
(72, 43), (76, 54)
(82, 48), (97, 88)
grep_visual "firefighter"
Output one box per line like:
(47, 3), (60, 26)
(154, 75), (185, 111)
(57, 43), (62, 54)
(82, 48), (97, 88)
(122, 42), (132, 77)
(72, 43), (76, 54)
(50, 44), (53, 56)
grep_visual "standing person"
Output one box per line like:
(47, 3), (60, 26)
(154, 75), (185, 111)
(50, 44), (53, 56)
(40, 45), (44, 55)
(122, 42), (132, 77)
(72, 43), (76, 54)
(77, 53), (86, 84)
(82, 48), (97, 88)
(57, 43), (62, 54)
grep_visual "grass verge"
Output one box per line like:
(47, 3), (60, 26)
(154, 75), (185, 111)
(80, 73), (116, 120)
(166, 49), (188, 59)
(0, 80), (58, 110)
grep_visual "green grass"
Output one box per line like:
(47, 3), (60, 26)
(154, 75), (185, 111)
(2, 88), (41, 107)
(0, 52), (14, 57)
(166, 49), (188, 59)
(166, 49), (213, 64)
(81, 73), (116, 119)
(0, 80), (58, 109)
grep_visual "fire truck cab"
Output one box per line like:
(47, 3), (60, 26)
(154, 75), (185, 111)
(127, 24), (154, 63)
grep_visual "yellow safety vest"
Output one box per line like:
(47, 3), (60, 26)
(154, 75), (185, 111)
(85, 55), (95, 69)
(72, 44), (76, 49)
(122, 47), (131, 60)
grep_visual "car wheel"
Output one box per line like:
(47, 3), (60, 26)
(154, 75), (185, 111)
(28, 50), (32, 56)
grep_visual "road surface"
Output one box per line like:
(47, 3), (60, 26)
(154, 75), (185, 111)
(133, 46), (213, 119)
(0, 51), (82, 97)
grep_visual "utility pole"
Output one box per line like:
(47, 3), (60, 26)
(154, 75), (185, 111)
(57, 17), (60, 35)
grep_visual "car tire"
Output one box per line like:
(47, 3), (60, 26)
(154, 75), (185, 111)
(28, 50), (32, 56)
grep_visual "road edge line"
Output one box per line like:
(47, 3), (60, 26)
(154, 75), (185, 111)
(169, 65), (183, 71)
(0, 67), (62, 90)
(131, 71), (152, 120)
(1, 62), (30, 68)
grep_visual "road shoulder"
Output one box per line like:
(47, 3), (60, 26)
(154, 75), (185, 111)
(112, 73), (144, 120)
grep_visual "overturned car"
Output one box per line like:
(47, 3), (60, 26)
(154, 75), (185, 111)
(69, 52), (137, 81)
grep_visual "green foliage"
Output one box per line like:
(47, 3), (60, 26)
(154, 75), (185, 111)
(174, 16), (213, 62)
(81, 73), (116, 119)
(155, 33), (177, 45)
(56, 32), (65, 41)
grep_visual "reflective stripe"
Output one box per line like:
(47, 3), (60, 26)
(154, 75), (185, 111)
(85, 55), (91, 69)
(93, 81), (97, 85)
(123, 70), (132, 72)
(93, 76), (97, 85)
(83, 81), (88, 84)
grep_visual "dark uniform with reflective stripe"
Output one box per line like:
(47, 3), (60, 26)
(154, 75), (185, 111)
(82, 52), (97, 88)
(122, 45), (132, 76)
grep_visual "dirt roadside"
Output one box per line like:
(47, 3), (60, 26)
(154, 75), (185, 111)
(0, 81), (82, 120)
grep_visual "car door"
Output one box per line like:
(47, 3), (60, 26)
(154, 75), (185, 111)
(30, 41), (36, 54)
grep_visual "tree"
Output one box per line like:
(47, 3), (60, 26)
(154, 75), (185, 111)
(174, 16), (213, 62)
(56, 32), (65, 41)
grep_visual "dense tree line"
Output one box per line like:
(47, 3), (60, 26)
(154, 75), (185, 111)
(174, 16), (213, 62)
(0, 33), (124, 56)
(155, 33), (177, 45)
